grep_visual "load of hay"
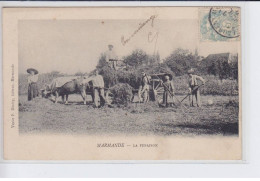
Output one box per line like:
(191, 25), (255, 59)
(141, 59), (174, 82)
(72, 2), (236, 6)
(98, 63), (174, 90)
(109, 83), (133, 106)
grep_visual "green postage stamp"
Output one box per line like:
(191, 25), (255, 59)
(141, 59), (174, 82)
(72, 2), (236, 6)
(200, 7), (240, 41)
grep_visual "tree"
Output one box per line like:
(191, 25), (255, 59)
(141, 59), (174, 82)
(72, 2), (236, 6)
(230, 61), (238, 80)
(230, 55), (238, 80)
(164, 48), (198, 76)
(96, 53), (107, 70)
(207, 62), (218, 76)
(216, 58), (232, 81)
(123, 49), (149, 68)
(148, 51), (161, 65)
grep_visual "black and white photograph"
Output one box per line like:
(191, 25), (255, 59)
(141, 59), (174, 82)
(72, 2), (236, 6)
(3, 7), (242, 160)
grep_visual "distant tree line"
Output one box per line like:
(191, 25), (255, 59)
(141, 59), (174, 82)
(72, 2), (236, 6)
(19, 48), (238, 95)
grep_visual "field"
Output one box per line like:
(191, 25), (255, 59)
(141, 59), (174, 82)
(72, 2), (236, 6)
(19, 94), (239, 136)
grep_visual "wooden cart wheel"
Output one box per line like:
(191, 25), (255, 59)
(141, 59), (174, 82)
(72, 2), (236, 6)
(153, 87), (164, 104)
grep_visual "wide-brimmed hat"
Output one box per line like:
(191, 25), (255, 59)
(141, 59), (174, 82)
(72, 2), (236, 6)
(187, 69), (194, 74)
(108, 44), (114, 48)
(163, 73), (173, 81)
(27, 68), (38, 74)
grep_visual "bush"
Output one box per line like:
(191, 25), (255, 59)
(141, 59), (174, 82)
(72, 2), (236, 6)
(173, 75), (238, 96)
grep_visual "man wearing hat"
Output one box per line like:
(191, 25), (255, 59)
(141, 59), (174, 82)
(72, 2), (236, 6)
(187, 69), (205, 107)
(27, 68), (39, 101)
(139, 72), (150, 103)
(105, 44), (118, 70)
(161, 74), (175, 107)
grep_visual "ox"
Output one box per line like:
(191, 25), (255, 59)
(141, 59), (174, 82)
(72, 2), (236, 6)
(43, 77), (93, 105)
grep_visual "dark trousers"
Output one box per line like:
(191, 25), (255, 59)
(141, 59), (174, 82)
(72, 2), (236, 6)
(93, 88), (106, 107)
(28, 83), (38, 101)
(189, 86), (201, 107)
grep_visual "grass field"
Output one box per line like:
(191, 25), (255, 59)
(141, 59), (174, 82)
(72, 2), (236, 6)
(18, 93), (239, 136)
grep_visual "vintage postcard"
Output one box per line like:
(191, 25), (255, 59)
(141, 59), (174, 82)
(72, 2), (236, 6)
(3, 7), (242, 160)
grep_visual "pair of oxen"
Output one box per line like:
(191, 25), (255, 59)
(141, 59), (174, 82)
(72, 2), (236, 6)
(42, 77), (95, 105)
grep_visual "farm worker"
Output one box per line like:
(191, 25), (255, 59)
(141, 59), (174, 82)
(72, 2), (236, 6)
(161, 74), (175, 107)
(84, 70), (107, 108)
(137, 85), (143, 103)
(140, 72), (150, 103)
(27, 68), (39, 101)
(105, 44), (118, 70)
(187, 69), (205, 107)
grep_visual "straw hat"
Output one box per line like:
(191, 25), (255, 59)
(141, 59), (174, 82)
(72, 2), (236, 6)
(163, 73), (173, 81)
(27, 68), (38, 74)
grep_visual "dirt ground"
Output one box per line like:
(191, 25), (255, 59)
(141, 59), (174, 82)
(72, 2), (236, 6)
(18, 94), (239, 136)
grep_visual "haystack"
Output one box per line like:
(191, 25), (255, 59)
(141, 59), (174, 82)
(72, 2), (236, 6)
(109, 83), (133, 106)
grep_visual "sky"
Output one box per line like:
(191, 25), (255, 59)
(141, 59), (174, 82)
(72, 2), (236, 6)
(18, 19), (240, 74)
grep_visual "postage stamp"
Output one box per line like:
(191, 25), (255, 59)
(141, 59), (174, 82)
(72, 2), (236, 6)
(199, 7), (240, 41)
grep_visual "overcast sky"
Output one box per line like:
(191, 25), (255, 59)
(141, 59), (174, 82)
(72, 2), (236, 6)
(18, 19), (239, 74)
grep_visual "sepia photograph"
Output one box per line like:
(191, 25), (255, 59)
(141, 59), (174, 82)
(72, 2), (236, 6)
(3, 7), (242, 160)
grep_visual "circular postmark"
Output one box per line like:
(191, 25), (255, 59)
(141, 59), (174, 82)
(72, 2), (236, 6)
(208, 7), (240, 38)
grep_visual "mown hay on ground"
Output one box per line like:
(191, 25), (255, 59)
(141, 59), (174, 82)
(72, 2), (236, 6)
(109, 83), (133, 106)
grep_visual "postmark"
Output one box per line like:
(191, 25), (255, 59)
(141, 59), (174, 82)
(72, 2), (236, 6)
(209, 7), (240, 38)
(199, 7), (240, 41)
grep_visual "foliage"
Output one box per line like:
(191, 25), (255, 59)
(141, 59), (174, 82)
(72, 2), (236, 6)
(200, 54), (238, 81)
(97, 65), (118, 88)
(229, 61), (238, 80)
(173, 75), (238, 96)
(96, 49), (173, 89)
(19, 48), (239, 97)
(96, 53), (107, 70)
(164, 48), (198, 76)
(123, 49), (150, 68)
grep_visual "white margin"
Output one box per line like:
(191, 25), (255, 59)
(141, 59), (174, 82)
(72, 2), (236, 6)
(0, 0), (258, 178)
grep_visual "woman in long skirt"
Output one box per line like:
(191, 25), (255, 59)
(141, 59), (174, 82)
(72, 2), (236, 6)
(162, 74), (175, 107)
(27, 68), (39, 101)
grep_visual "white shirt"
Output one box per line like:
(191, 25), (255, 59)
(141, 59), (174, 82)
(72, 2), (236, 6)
(28, 74), (38, 83)
(83, 75), (105, 88)
(105, 50), (118, 62)
(188, 75), (205, 87)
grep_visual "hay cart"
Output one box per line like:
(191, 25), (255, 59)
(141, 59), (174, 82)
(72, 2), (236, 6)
(104, 73), (173, 105)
